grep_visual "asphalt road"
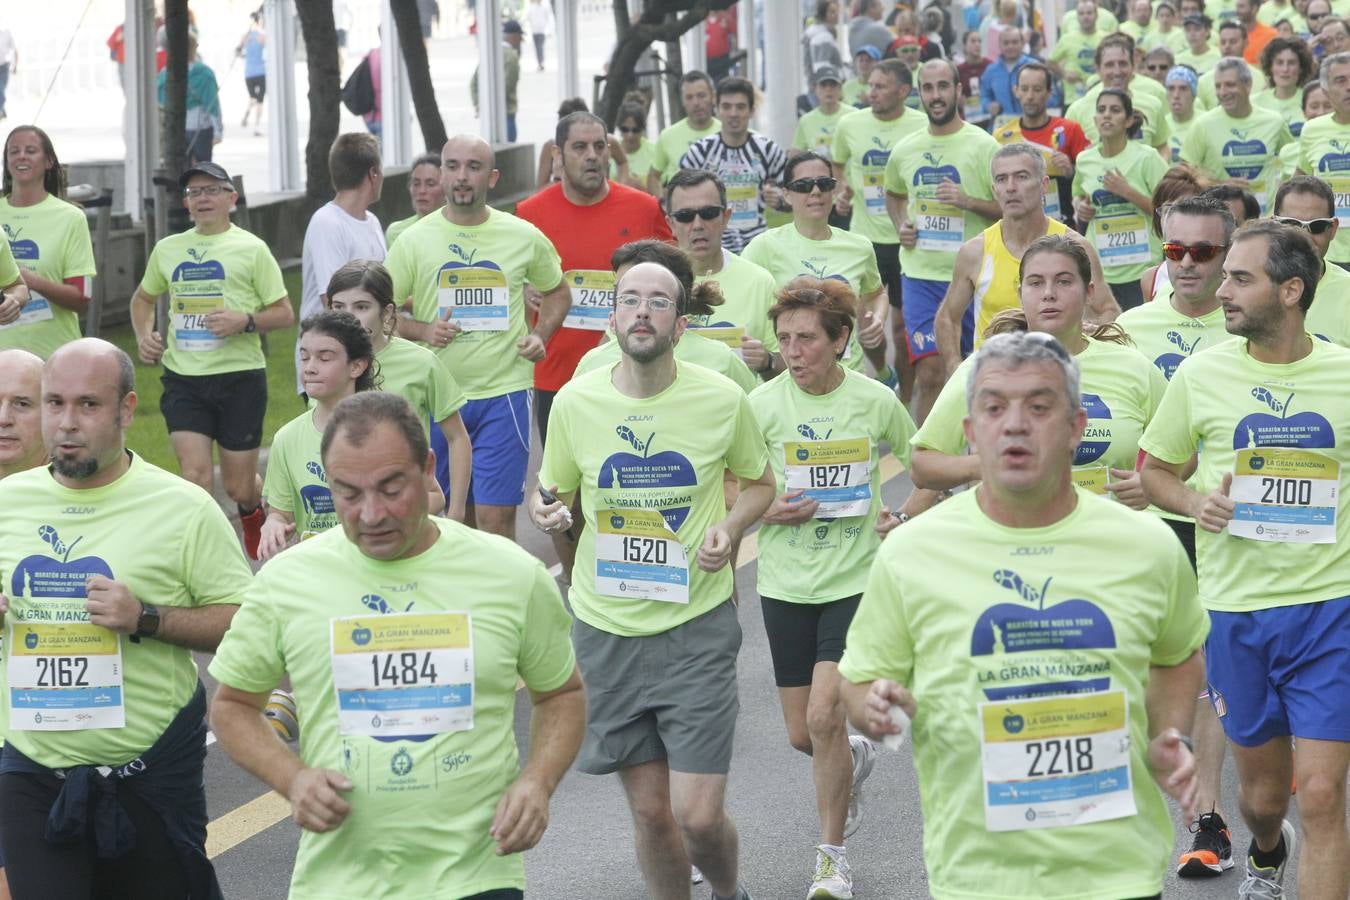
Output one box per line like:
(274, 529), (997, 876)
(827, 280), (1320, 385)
(199, 450), (1311, 899)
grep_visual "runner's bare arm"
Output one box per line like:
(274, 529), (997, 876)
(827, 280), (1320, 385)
(1145, 650), (1205, 821)
(1140, 453), (1232, 532)
(491, 668), (586, 855)
(83, 574), (238, 652)
(910, 446), (982, 491)
(937, 237), (983, 378)
(19, 271), (88, 312)
(211, 684), (353, 833)
(840, 676), (916, 741)
(437, 412), (473, 522)
(886, 192), (914, 248)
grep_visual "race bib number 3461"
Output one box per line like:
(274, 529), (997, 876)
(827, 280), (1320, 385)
(330, 612), (474, 738)
(980, 690), (1135, 832)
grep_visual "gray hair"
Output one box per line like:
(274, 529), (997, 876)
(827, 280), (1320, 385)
(1214, 56), (1253, 86)
(1320, 50), (1350, 88)
(115, 348), (135, 403)
(992, 142), (1047, 181)
(965, 332), (1083, 418)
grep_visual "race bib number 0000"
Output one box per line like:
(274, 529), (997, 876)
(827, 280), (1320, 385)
(437, 267), (510, 332)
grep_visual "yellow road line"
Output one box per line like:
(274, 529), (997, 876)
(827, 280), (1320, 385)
(204, 457), (909, 854)
(206, 790), (292, 859)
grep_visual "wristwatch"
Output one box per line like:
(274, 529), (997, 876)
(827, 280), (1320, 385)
(135, 602), (161, 638)
(1177, 733), (1195, 753)
(243, 314), (258, 334)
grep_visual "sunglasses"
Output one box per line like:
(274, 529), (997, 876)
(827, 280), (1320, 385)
(670, 205), (725, 223)
(786, 176), (838, 193)
(1162, 241), (1229, 262)
(1274, 215), (1337, 235)
(618, 126), (643, 134)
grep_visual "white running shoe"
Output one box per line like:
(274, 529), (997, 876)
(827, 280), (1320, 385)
(692, 865), (704, 884)
(807, 845), (853, 899)
(1238, 819), (1297, 899)
(844, 735), (877, 838)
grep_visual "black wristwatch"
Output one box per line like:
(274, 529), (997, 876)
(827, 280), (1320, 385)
(243, 314), (258, 334)
(135, 602), (161, 638)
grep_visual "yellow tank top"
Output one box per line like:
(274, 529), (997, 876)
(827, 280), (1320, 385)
(971, 218), (1068, 345)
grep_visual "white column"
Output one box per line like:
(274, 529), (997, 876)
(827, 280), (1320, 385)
(475, 0), (508, 143)
(265, 0), (302, 192)
(682, 23), (708, 76)
(556, 0), (580, 101)
(381, 0), (415, 165)
(762, 2), (802, 148)
(123, 0), (158, 219)
(738, 0), (757, 86)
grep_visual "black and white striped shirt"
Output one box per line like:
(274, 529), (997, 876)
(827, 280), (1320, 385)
(679, 132), (787, 253)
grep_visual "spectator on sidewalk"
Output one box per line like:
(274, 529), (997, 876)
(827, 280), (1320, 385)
(470, 20), (523, 142)
(237, 11), (266, 136)
(526, 0), (555, 71)
(157, 35), (223, 164)
(0, 27), (17, 122)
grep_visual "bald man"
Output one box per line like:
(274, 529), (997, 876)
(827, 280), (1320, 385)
(0, 338), (252, 898)
(386, 134), (571, 540)
(0, 349), (44, 479)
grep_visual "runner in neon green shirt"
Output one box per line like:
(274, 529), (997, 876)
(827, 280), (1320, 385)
(1072, 89), (1171, 309)
(386, 136), (569, 539)
(325, 260), (471, 520)
(749, 280), (922, 899)
(744, 153), (888, 378)
(384, 153), (442, 246)
(1180, 60), (1293, 213)
(793, 69), (850, 159)
(1197, 64), (1268, 109)
(1252, 36), (1317, 136)
(260, 312), (387, 559)
(912, 234), (1166, 507)
(1064, 37), (1173, 153)
(1, 126), (97, 359)
(0, 339), (250, 895)
(1166, 64), (1203, 163)
(1177, 13), (1222, 73)
(649, 72), (721, 191)
(129, 161), (293, 560)
(616, 104), (658, 193)
(1139, 222), (1350, 900)
(831, 67), (928, 244)
(1296, 54), (1350, 266)
(840, 327), (1207, 900)
(533, 258), (773, 636)
(385, 185), (566, 402)
(529, 250), (772, 900)
(664, 170), (781, 377)
(1050, 0), (1107, 98)
(1271, 174), (1350, 348)
(210, 391), (584, 900)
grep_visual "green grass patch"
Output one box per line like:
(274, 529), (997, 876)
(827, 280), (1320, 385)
(107, 268), (308, 472)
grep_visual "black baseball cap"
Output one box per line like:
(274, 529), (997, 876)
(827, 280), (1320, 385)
(503, 19), (523, 34)
(179, 161), (236, 190)
(1183, 13), (1213, 27)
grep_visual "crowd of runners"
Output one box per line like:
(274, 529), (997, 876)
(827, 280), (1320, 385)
(0, 3), (1348, 898)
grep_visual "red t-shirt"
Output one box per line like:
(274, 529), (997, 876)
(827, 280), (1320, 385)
(516, 181), (673, 392)
(1015, 116), (1091, 162)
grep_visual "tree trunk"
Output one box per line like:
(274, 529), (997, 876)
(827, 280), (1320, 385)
(294, 0), (342, 201)
(663, 34), (683, 122)
(598, 0), (735, 128)
(162, 0), (190, 178)
(391, 0), (449, 153)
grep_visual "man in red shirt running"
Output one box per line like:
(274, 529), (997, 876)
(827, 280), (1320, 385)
(517, 111), (673, 449)
(991, 61), (1091, 229)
